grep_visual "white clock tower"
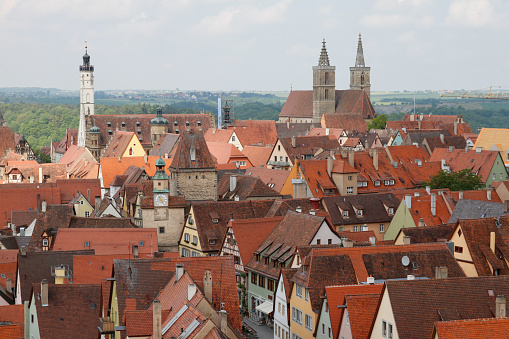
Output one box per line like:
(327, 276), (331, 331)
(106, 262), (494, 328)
(153, 156), (169, 207)
(78, 45), (95, 147)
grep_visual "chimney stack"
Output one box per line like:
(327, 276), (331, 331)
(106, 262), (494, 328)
(41, 279), (48, 306)
(367, 276), (375, 284)
(188, 283), (197, 301)
(153, 299), (162, 339)
(286, 119), (290, 129)
(291, 136), (296, 148)
(327, 156), (333, 177)
(219, 310), (228, 335)
(418, 218), (425, 227)
(229, 175), (237, 192)
(487, 189), (492, 201)
(348, 151), (355, 168)
(133, 245), (139, 258)
(41, 200), (47, 213)
(426, 186), (431, 195)
(431, 193), (436, 217)
(454, 121), (458, 135)
(343, 239), (354, 248)
(373, 149), (378, 170)
(204, 270), (213, 303)
(496, 295), (506, 318)
(440, 134), (444, 143)
(490, 231), (496, 254)
(407, 275), (415, 280)
(6, 278), (12, 293)
(95, 197), (101, 212)
(176, 264), (184, 282)
(37, 194), (41, 212)
(435, 266), (448, 279)
(459, 191), (463, 200)
(404, 195), (412, 209)
(39, 166), (43, 184)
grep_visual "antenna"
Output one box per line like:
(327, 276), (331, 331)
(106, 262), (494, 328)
(84, 40), (88, 50)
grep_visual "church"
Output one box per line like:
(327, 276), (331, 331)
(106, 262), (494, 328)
(278, 35), (376, 124)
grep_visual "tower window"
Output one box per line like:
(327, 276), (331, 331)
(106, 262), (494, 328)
(325, 72), (329, 85)
(108, 130), (112, 135)
(325, 89), (329, 100)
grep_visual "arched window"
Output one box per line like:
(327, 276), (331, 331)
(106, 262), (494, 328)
(361, 73), (365, 85)
(325, 72), (329, 85)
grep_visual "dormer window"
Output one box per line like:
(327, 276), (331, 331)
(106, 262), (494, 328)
(209, 239), (216, 245)
(265, 257), (270, 265)
(388, 208), (394, 215)
(197, 121), (201, 127)
(212, 218), (218, 224)
(121, 122), (126, 127)
(256, 254), (260, 262)
(186, 121), (190, 127)
(357, 209), (363, 216)
(343, 210), (349, 217)
(190, 147), (196, 161)
(108, 130), (112, 135)
(136, 121), (140, 126)
(175, 129), (179, 134)
(174, 121), (178, 126)
(107, 122), (111, 127)
(374, 181), (381, 186)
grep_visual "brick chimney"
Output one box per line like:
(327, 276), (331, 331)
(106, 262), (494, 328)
(496, 295), (506, 318)
(418, 218), (425, 227)
(230, 175), (237, 192)
(204, 270), (213, 303)
(41, 279), (48, 306)
(153, 299), (162, 339)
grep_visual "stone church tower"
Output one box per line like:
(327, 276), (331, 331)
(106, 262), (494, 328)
(312, 39), (336, 124)
(350, 34), (371, 99)
(78, 47), (95, 147)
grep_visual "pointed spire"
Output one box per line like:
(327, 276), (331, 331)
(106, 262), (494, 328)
(355, 33), (365, 67)
(318, 39), (330, 67)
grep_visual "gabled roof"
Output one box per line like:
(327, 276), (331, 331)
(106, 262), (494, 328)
(57, 144), (97, 171)
(280, 268), (298, 301)
(386, 145), (431, 164)
(424, 135), (467, 154)
(433, 317), (509, 338)
(0, 304), (23, 337)
(397, 223), (455, 244)
(149, 133), (180, 157)
(321, 113), (368, 132)
(474, 128), (509, 163)
(229, 120), (277, 147)
(275, 122), (318, 139)
(28, 205), (74, 251)
(31, 283), (101, 339)
(52, 228), (158, 255)
(17, 249), (94, 302)
(242, 146), (273, 168)
(264, 198), (326, 217)
(308, 127), (344, 139)
(244, 166), (290, 193)
(5, 163), (67, 183)
(102, 131), (138, 158)
(218, 174), (281, 201)
(279, 135), (341, 162)
(100, 156), (170, 188)
(345, 294), (381, 339)
(206, 142), (248, 164)
(449, 200), (508, 223)
(170, 131), (216, 170)
(297, 160), (339, 197)
(204, 128), (234, 143)
(383, 276), (509, 339)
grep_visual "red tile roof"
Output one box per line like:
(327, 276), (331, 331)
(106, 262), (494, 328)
(56, 179), (101, 206)
(5, 163), (67, 183)
(100, 156), (171, 188)
(52, 228), (158, 255)
(298, 160), (339, 197)
(0, 262), (16, 292)
(386, 145), (431, 164)
(321, 113), (368, 132)
(244, 167), (290, 193)
(0, 304), (24, 337)
(206, 142), (251, 165)
(204, 128), (234, 143)
(0, 126), (17, 158)
(242, 146), (273, 168)
(102, 131), (140, 158)
(279, 135), (341, 163)
(218, 174), (282, 200)
(309, 127), (344, 139)
(345, 293), (381, 339)
(230, 120), (278, 147)
(433, 317), (509, 338)
(170, 131), (216, 170)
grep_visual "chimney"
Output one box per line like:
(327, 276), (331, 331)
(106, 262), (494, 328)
(203, 270), (212, 303)
(133, 245), (139, 258)
(144, 153), (148, 164)
(448, 146), (454, 152)
(496, 295), (506, 318)
(426, 186), (431, 195)
(20, 227), (25, 236)
(435, 266), (448, 279)
(404, 195), (412, 209)
(176, 264), (184, 282)
(403, 236), (411, 245)
(416, 159), (422, 167)
(286, 119), (290, 129)
(348, 151), (355, 168)
(505, 200), (509, 213)
(327, 156), (333, 176)
(153, 299), (162, 339)
(431, 193), (436, 217)
(21, 246), (27, 256)
(37, 194), (41, 211)
(41, 279), (48, 306)
(440, 134), (444, 143)
(95, 197), (101, 211)
(343, 239), (354, 248)
(309, 209), (315, 215)
(366, 276), (375, 284)
(407, 275), (415, 280)
(6, 278), (12, 293)
(454, 121), (458, 135)
(418, 218), (425, 227)
(487, 189), (492, 201)
(188, 283), (197, 301)
(41, 200), (47, 213)
(325, 128), (330, 135)
(373, 149), (378, 170)
(459, 191), (463, 199)
(291, 136), (296, 148)
(229, 175), (237, 192)
(418, 119), (421, 130)
(476, 147), (482, 153)
(38, 166), (43, 183)
(219, 310), (228, 335)
(490, 231), (496, 254)
(310, 197), (320, 210)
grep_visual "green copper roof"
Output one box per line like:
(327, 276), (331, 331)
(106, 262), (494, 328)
(150, 107), (169, 125)
(152, 171), (169, 180)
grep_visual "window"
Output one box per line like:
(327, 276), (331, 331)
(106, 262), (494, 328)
(328, 239), (332, 244)
(268, 279), (275, 292)
(42, 239), (49, 247)
(347, 186), (354, 194)
(322, 324), (325, 334)
(192, 235), (198, 244)
(305, 314), (313, 331)
(353, 226), (359, 232)
(493, 173), (496, 180)
(382, 320), (387, 337)
(316, 239), (321, 245)
(346, 310), (349, 325)
(259, 276), (265, 288)
(292, 307), (303, 325)
(390, 180), (395, 185)
(209, 239), (216, 245)
(278, 145), (281, 151)
(280, 282), (284, 292)
(305, 288), (309, 301)
(329, 328), (332, 338)
(278, 302), (281, 314)
(280, 156), (283, 162)
(240, 161), (246, 166)
(357, 209), (363, 216)
(388, 323), (393, 339)
(455, 246), (463, 253)
(85, 241), (90, 247)
(251, 273), (257, 284)
(384, 180), (390, 186)
(274, 156), (277, 162)
(292, 333), (302, 339)
(348, 175), (353, 181)
(343, 210), (349, 217)
(84, 211), (90, 217)
(184, 233), (190, 242)
(388, 208), (394, 215)
(501, 173), (504, 180)
(282, 304), (286, 315)
(374, 181), (380, 186)
(380, 224), (385, 233)
(232, 135), (236, 141)
(159, 226), (165, 233)
(296, 284), (303, 298)
(80, 200), (84, 205)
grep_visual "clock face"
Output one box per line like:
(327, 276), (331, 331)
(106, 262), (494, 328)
(155, 194), (168, 206)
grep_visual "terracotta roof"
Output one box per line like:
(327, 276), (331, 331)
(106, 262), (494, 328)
(56, 179), (101, 205)
(0, 126), (17, 158)
(424, 136), (467, 154)
(52, 228), (157, 255)
(17, 249), (94, 303)
(242, 146), (273, 168)
(206, 142), (249, 165)
(0, 261), (16, 292)
(170, 131), (216, 170)
(430, 148), (500, 183)
(73, 254), (138, 284)
(27, 205), (74, 251)
(226, 217), (282, 267)
(57, 145), (97, 170)
(149, 133), (180, 157)
(386, 145), (431, 164)
(397, 223), (455, 244)
(345, 294), (381, 339)
(125, 309), (171, 337)
(218, 173), (281, 200)
(100, 156), (170, 188)
(279, 90), (376, 119)
(298, 159), (339, 197)
(0, 151), (22, 166)
(321, 113), (368, 132)
(31, 283), (101, 338)
(279, 135), (341, 162)
(204, 128), (234, 143)
(433, 317), (509, 338)
(264, 197), (326, 217)
(190, 200), (274, 254)
(326, 284), (383, 339)
(308, 127), (343, 139)
(313, 243), (465, 283)
(245, 166), (290, 193)
(11, 210), (39, 228)
(0, 324), (22, 337)
(102, 131), (138, 158)
(403, 114), (459, 123)
(383, 275), (509, 339)
(5, 163), (66, 183)
(0, 249), (20, 263)
(337, 230), (377, 243)
(229, 120), (278, 147)
(0, 304), (24, 337)
(87, 113), (212, 148)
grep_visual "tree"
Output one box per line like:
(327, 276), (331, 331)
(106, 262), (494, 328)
(422, 169), (484, 191)
(368, 114), (388, 130)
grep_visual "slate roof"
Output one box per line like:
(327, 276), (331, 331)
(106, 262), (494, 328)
(217, 173), (282, 200)
(449, 200), (509, 223)
(382, 276), (509, 339)
(230, 120), (278, 147)
(433, 317), (509, 338)
(170, 131), (216, 170)
(87, 113), (212, 148)
(241, 146), (273, 168)
(190, 200), (274, 254)
(245, 166), (290, 193)
(322, 193), (400, 227)
(279, 90), (376, 120)
(31, 283), (101, 339)
(396, 224), (455, 244)
(321, 113), (368, 132)
(17, 249), (94, 303)
(100, 156), (170, 189)
(275, 122), (317, 139)
(149, 133), (180, 157)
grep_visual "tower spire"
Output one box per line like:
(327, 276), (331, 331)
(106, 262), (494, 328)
(355, 33), (365, 67)
(318, 39), (330, 66)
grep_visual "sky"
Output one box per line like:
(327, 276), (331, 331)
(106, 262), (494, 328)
(1, 0), (509, 92)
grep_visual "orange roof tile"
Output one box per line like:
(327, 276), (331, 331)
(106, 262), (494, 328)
(242, 145), (273, 168)
(386, 145), (431, 164)
(100, 156), (171, 188)
(434, 317), (509, 338)
(245, 167), (290, 193)
(308, 127), (343, 139)
(229, 120), (278, 147)
(321, 113), (368, 132)
(203, 128), (234, 143)
(206, 142), (250, 165)
(345, 293), (381, 339)
(0, 262), (16, 292)
(102, 131), (139, 158)
(298, 160), (339, 197)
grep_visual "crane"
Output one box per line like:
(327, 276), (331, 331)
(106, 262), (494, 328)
(440, 86), (509, 100)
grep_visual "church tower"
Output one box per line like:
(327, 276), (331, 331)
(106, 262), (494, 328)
(350, 34), (371, 99)
(312, 39), (336, 124)
(78, 45), (95, 147)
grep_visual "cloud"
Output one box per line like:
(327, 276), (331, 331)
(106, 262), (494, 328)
(0, 0), (19, 20)
(360, 14), (412, 28)
(446, 0), (496, 27)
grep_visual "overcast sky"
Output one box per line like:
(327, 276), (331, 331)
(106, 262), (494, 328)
(1, 0), (508, 92)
